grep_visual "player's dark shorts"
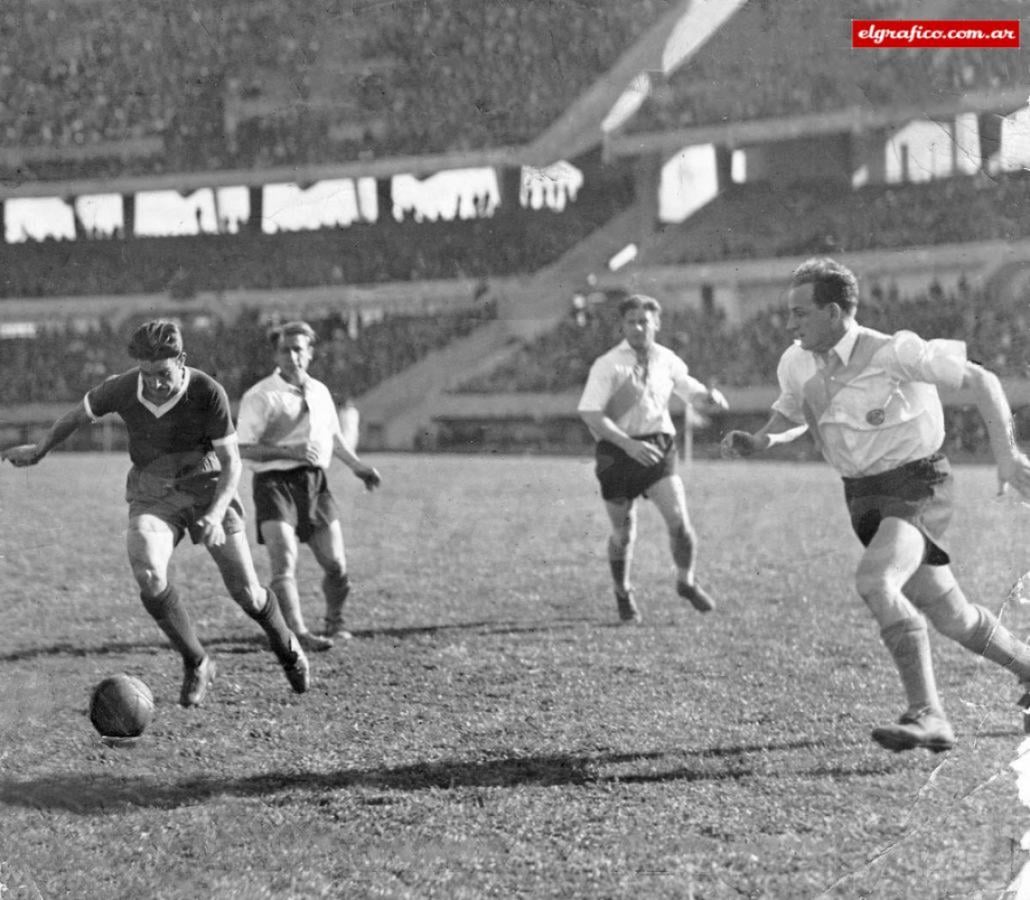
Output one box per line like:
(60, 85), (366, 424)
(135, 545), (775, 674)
(253, 465), (339, 544)
(126, 467), (245, 546)
(595, 433), (677, 501)
(842, 452), (954, 566)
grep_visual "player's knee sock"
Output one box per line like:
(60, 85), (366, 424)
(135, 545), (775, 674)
(140, 584), (205, 668)
(881, 618), (943, 714)
(322, 567), (350, 613)
(607, 537), (631, 592)
(669, 523), (695, 578)
(249, 587), (299, 664)
(270, 574), (305, 635)
(956, 605), (1030, 681)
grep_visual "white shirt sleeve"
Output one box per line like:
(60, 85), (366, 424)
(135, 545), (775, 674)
(887, 331), (967, 390)
(577, 357), (613, 412)
(770, 345), (809, 425)
(671, 356), (707, 401)
(235, 389), (269, 444)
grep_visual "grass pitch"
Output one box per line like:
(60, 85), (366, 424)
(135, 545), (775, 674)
(2, 452), (1030, 898)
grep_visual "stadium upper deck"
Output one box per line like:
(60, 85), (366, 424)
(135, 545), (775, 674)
(624, 0), (1030, 136)
(0, 0), (665, 181)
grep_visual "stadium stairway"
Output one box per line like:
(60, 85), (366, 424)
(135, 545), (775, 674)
(357, 207), (646, 450)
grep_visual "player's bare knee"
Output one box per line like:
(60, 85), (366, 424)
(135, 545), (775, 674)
(134, 568), (167, 599)
(608, 527), (635, 556)
(322, 560), (346, 583)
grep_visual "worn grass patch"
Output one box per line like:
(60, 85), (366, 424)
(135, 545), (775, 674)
(1, 453), (1029, 898)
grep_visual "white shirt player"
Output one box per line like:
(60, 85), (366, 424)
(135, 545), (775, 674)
(237, 370), (342, 473)
(577, 339), (708, 438)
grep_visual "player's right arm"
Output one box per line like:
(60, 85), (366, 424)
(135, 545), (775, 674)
(720, 412), (808, 459)
(579, 410), (665, 465)
(2, 402), (93, 466)
(236, 391), (311, 465)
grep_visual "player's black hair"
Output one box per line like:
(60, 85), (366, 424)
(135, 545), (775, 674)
(268, 320), (317, 348)
(791, 258), (859, 314)
(618, 294), (662, 319)
(127, 320), (184, 361)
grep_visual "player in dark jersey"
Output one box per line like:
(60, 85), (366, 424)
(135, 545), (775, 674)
(2, 320), (310, 708)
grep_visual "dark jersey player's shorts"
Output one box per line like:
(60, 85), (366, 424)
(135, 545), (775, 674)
(126, 467), (245, 546)
(594, 433), (678, 501)
(253, 465), (339, 544)
(842, 452), (954, 566)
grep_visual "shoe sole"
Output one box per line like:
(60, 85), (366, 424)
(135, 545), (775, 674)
(870, 728), (955, 753)
(298, 634), (334, 653)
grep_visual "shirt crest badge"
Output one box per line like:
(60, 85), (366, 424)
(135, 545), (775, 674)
(865, 408), (886, 426)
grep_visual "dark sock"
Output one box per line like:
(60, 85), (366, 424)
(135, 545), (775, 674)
(140, 584), (205, 667)
(250, 587), (298, 664)
(670, 523), (696, 572)
(322, 569), (350, 610)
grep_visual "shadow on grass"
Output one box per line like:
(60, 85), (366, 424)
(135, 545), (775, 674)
(0, 619), (596, 663)
(0, 739), (902, 814)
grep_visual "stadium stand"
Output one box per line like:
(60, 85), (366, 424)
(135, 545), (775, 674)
(643, 170), (1030, 266)
(0, 164), (634, 296)
(0, 300), (496, 406)
(455, 276), (1030, 394)
(0, 0), (667, 179)
(627, 0), (1030, 134)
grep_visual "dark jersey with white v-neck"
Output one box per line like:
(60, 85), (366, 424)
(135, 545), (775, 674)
(85, 367), (235, 476)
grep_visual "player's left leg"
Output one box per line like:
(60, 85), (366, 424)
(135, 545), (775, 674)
(603, 497), (641, 623)
(309, 519), (352, 639)
(206, 531), (310, 694)
(127, 514), (214, 707)
(906, 563), (1030, 729)
(261, 520), (333, 652)
(647, 475), (715, 613)
(857, 518), (954, 752)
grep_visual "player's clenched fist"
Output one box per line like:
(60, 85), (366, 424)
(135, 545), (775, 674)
(720, 431), (758, 459)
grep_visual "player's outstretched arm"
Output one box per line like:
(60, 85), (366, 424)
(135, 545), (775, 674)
(331, 432), (381, 491)
(720, 411), (808, 460)
(1, 403), (92, 466)
(963, 362), (1030, 498)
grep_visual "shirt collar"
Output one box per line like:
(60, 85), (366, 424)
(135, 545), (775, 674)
(820, 323), (859, 368)
(272, 368), (305, 394)
(137, 366), (191, 417)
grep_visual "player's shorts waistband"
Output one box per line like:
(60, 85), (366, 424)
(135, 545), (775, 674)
(841, 453), (950, 497)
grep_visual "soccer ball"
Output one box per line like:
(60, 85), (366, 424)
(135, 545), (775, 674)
(89, 674), (155, 739)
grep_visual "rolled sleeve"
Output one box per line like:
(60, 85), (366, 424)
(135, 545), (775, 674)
(235, 392), (268, 444)
(770, 346), (808, 424)
(889, 331), (967, 390)
(672, 360), (707, 401)
(577, 360), (612, 413)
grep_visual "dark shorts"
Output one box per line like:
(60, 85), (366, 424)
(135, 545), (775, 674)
(253, 466), (339, 544)
(595, 433), (678, 502)
(842, 453), (954, 566)
(126, 467), (245, 546)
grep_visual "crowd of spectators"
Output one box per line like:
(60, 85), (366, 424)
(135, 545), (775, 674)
(0, 172), (633, 298)
(0, 0), (663, 180)
(1, 0), (1026, 181)
(632, 0), (1030, 134)
(0, 299), (495, 406)
(652, 170), (1030, 266)
(456, 275), (1030, 395)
